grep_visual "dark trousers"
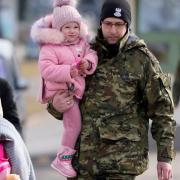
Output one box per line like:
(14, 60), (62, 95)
(67, 174), (136, 180)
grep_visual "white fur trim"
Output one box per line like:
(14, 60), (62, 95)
(80, 22), (88, 40)
(31, 27), (65, 45)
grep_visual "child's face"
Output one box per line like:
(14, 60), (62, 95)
(61, 22), (80, 43)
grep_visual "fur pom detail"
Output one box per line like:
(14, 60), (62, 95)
(53, 0), (78, 7)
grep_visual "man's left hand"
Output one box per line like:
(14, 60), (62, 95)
(157, 161), (172, 180)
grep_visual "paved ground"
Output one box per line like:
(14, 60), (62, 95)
(21, 61), (180, 180)
(24, 109), (180, 180)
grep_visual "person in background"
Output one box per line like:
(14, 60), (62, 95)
(0, 118), (36, 180)
(0, 78), (22, 134)
(31, 0), (97, 178)
(173, 59), (180, 107)
(32, 0), (176, 179)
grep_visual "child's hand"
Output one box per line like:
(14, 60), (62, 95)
(6, 174), (21, 180)
(78, 59), (92, 73)
(70, 66), (78, 78)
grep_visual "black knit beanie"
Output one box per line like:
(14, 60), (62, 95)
(100, 0), (131, 27)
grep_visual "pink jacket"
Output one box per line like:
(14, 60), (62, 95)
(31, 17), (98, 103)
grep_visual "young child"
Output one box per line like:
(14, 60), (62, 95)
(31, 0), (98, 178)
(0, 118), (36, 180)
(0, 143), (21, 180)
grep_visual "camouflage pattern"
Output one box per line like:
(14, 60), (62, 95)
(67, 174), (135, 180)
(173, 59), (180, 107)
(47, 32), (176, 179)
(74, 32), (176, 178)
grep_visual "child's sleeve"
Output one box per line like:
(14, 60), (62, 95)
(83, 42), (98, 75)
(38, 46), (73, 83)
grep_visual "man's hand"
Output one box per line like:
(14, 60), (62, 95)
(157, 161), (172, 180)
(52, 90), (74, 112)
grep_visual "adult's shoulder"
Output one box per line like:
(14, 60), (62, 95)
(126, 33), (159, 65)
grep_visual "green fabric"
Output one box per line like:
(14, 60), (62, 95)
(46, 102), (62, 120)
(77, 33), (176, 176)
(47, 32), (176, 178)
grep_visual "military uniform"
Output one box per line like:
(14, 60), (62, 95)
(173, 59), (180, 107)
(48, 31), (176, 180)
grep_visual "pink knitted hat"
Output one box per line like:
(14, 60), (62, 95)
(52, 0), (82, 30)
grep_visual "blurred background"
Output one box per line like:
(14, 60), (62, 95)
(0, 0), (180, 179)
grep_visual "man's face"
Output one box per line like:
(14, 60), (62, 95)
(101, 17), (127, 44)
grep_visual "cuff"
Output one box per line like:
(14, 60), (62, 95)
(157, 144), (176, 162)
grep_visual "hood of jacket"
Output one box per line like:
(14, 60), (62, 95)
(91, 28), (147, 59)
(31, 19), (88, 45)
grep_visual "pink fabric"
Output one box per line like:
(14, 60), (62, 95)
(38, 38), (98, 103)
(0, 144), (11, 179)
(61, 100), (81, 149)
(157, 161), (172, 180)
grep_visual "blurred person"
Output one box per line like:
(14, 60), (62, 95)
(0, 117), (36, 180)
(31, 0), (97, 178)
(0, 78), (22, 134)
(173, 59), (180, 107)
(32, 0), (176, 179)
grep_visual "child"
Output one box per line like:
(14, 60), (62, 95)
(31, 0), (98, 178)
(0, 117), (36, 180)
(0, 143), (21, 180)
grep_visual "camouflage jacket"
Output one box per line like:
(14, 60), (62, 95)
(74, 32), (176, 177)
(47, 32), (176, 178)
(173, 59), (180, 107)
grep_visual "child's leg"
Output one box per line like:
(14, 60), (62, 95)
(61, 99), (81, 149)
(51, 100), (80, 177)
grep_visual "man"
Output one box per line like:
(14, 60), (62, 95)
(173, 59), (180, 107)
(32, 0), (176, 179)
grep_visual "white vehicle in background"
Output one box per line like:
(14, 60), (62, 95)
(0, 38), (28, 126)
(0, 0), (28, 127)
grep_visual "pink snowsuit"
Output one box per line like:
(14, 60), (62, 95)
(38, 39), (97, 102)
(32, 17), (98, 149)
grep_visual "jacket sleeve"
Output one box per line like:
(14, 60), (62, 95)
(143, 53), (176, 162)
(38, 46), (73, 83)
(0, 78), (22, 134)
(83, 42), (98, 75)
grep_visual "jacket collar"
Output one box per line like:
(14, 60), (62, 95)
(94, 29), (147, 53)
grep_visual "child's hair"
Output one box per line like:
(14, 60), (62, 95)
(52, 0), (82, 30)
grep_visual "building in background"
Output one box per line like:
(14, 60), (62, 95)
(0, 0), (19, 42)
(135, 0), (180, 73)
(21, 0), (180, 73)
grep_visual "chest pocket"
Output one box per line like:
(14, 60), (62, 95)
(97, 113), (142, 142)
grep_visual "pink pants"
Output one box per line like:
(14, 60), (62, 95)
(61, 99), (81, 149)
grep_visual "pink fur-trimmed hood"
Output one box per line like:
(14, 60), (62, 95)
(30, 16), (88, 45)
